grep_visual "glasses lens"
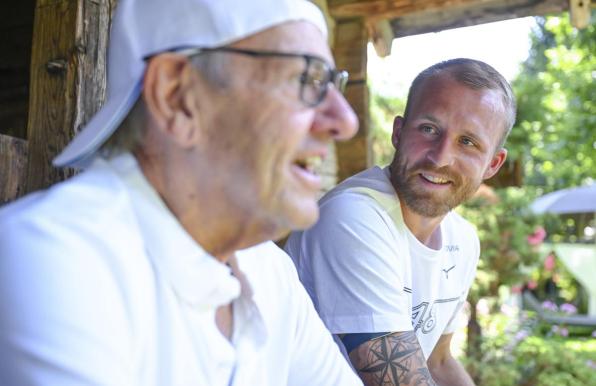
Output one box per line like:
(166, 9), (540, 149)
(301, 58), (330, 106)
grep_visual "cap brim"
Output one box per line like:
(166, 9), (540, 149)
(52, 79), (142, 168)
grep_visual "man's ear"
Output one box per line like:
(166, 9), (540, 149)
(142, 53), (200, 148)
(483, 148), (508, 180)
(392, 116), (405, 149)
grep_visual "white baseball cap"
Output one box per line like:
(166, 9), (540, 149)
(53, 0), (327, 168)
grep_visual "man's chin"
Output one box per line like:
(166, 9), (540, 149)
(402, 192), (453, 218)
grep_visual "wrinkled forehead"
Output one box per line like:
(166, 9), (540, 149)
(231, 21), (334, 65)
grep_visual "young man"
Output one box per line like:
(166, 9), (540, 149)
(285, 59), (516, 386)
(0, 0), (361, 385)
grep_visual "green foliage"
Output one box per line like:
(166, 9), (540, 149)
(510, 14), (596, 191)
(514, 337), (595, 386)
(463, 313), (596, 386)
(458, 187), (544, 300)
(369, 90), (405, 166)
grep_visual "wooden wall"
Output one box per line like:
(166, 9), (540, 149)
(0, 0), (115, 205)
(333, 18), (372, 182)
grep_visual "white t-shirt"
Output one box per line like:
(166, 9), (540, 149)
(0, 153), (361, 386)
(285, 166), (479, 359)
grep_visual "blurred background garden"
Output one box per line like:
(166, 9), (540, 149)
(368, 12), (595, 386)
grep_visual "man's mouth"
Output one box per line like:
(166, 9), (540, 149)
(294, 156), (323, 174)
(420, 173), (451, 185)
(291, 155), (324, 191)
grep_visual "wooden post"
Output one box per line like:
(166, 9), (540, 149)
(0, 134), (29, 205)
(333, 17), (371, 182)
(569, 0), (591, 29)
(25, 0), (115, 193)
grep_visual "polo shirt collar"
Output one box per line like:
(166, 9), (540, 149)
(101, 153), (241, 309)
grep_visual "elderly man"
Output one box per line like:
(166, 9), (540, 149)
(285, 58), (515, 386)
(0, 0), (361, 385)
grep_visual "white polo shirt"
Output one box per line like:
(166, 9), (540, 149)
(0, 153), (361, 386)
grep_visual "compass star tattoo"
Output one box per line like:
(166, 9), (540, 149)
(350, 331), (436, 386)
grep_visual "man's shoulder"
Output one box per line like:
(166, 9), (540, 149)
(323, 166), (394, 201)
(2, 162), (126, 216)
(0, 165), (151, 328)
(319, 166), (396, 215)
(0, 164), (137, 254)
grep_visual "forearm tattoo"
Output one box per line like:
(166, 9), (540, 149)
(350, 331), (437, 386)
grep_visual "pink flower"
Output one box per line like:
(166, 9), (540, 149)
(527, 226), (547, 246)
(511, 285), (522, 294)
(527, 280), (538, 290)
(544, 253), (556, 271)
(559, 327), (569, 337)
(542, 300), (558, 312)
(560, 303), (577, 315)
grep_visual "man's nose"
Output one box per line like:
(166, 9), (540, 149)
(427, 136), (455, 168)
(311, 87), (358, 141)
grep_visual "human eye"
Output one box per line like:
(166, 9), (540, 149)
(303, 60), (327, 87)
(419, 125), (438, 135)
(459, 136), (476, 147)
(300, 59), (331, 106)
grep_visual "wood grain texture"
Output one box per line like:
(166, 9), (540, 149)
(333, 18), (372, 182)
(569, 0), (592, 29)
(330, 0), (491, 19)
(329, 0), (570, 21)
(0, 134), (28, 205)
(390, 0), (569, 38)
(25, 0), (116, 194)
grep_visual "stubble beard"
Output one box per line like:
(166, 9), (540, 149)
(390, 150), (481, 218)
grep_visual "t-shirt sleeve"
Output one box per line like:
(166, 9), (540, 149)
(293, 192), (413, 334)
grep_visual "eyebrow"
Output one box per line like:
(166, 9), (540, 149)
(420, 114), (441, 125)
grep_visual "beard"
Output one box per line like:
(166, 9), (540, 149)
(390, 149), (481, 218)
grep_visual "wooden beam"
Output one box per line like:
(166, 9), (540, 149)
(25, 0), (116, 193)
(0, 134), (28, 205)
(329, 0), (490, 19)
(329, 0), (572, 28)
(333, 18), (372, 181)
(369, 19), (394, 57)
(569, 0), (591, 29)
(390, 0), (568, 38)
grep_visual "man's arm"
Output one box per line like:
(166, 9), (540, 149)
(427, 333), (475, 386)
(348, 331), (437, 386)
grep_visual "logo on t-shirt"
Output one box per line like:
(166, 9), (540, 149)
(411, 297), (460, 334)
(442, 265), (456, 279)
(445, 245), (460, 252)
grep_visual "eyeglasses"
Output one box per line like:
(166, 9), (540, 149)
(175, 46), (349, 107)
